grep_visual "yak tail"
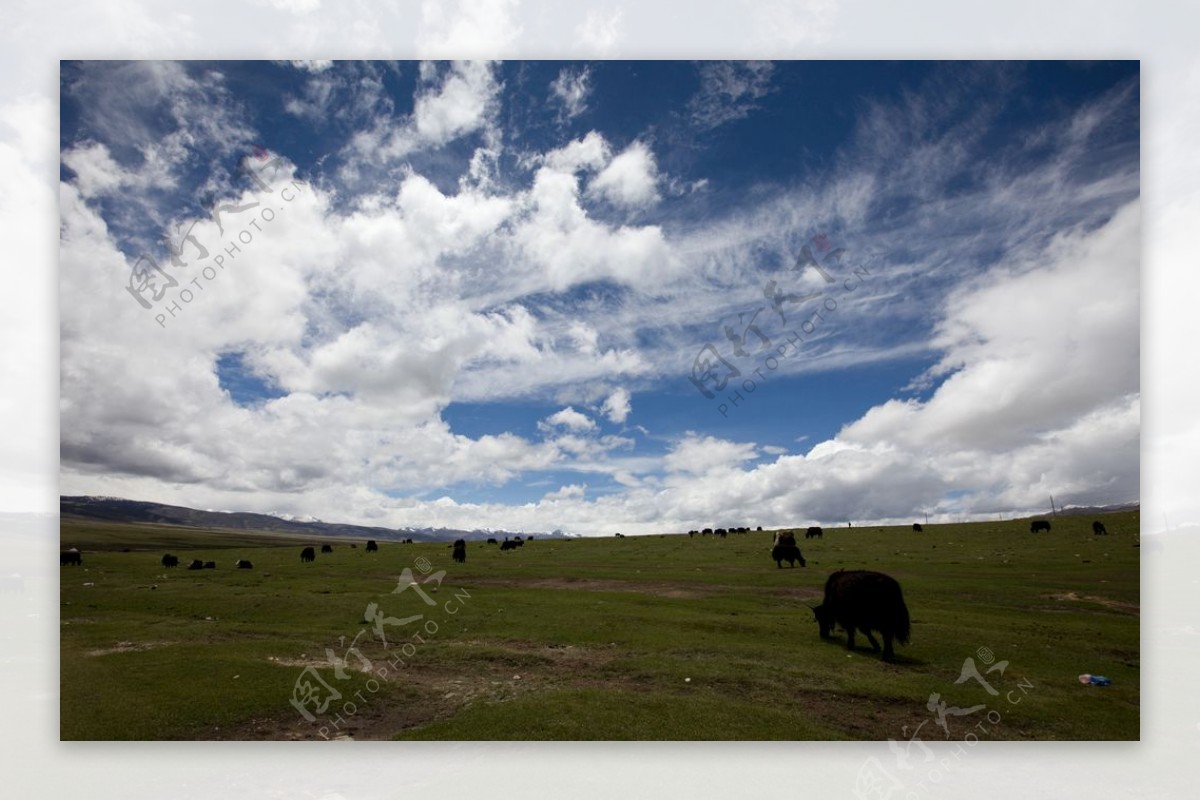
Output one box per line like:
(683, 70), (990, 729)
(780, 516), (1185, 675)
(893, 594), (912, 645)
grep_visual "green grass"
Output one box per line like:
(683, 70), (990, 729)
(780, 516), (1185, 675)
(60, 513), (1139, 740)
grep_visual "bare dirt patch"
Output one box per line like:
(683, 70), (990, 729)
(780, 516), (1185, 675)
(1048, 592), (1139, 613)
(466, 576), (712, 599)
(86, 641), (173, 657)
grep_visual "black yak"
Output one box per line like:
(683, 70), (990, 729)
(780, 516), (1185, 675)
(187, 559), (204, 570)
(770, 532), (805, 568)
(320, 544), (333, 553)
(60, 549), (82, 567)
(813, 569), (910, 661)
(1092, 520), (1108, 536)
(452, 539), (467, 564)
(1030, 520), (1052, 533)
(912, 523), (923, 532)
(487, 537), (498, 545)
(500, 540), (519, 551)
(203, 561), (216, 569)
(806, 526), (823, 539)
(161, 553), (179, 568)
(365, 540), (378, 552)
(772, 543), (806, 568)
(235, 559), (253, 569)
(301, 546), (316, 563)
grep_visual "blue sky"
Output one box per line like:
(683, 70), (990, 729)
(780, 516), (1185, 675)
(58, 60), (1140, 534)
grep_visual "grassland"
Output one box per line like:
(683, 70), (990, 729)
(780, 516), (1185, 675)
(59, 512), (1139, 741)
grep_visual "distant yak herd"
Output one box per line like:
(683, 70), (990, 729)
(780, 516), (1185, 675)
(687, 526), (762, 538)
(62, 516), (1119, 663)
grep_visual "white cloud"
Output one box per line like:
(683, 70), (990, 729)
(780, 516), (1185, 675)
(351, 61), (502, 163)
(414, 60), (500, 143)
(600, 387), (631, 424)
(60, 142), (129, 197)
(688, 61), (774, 131)
(544, 483), (586, 501)
(664, 434), (758, 475)
(542, 130), (610, 173)
(513, 136), (675, 291)
(587, 141), (660, 208)
(550, 66), (591, 122)
(540, 407), (597, 433)
(841, 201), (1140, 454)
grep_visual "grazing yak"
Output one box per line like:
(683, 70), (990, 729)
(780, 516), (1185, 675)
(320, 544), (333, 554)
(912, 523), (923, 532)
(161, 553), (179, 568)
(452, 539), (467, 564)
(60, 549), (82, 567)
(235, 559), (253, 569)
(1092, 520), (1108, 536)
(770, 531), (806, 568)
(187, 559), (204, 570)
(300, 546), (316, 563)
(1030, 520), (1052, 533)
(813, 569), (911, 661)
(487, 537), (498, 545)
(805, 526), (823, 539)
(365, 540), (378, 552)
(500, 540), (519, 552)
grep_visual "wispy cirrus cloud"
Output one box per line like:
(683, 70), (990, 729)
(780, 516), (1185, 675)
(687, 60), (775, 130)
(549, 65), (592, 123)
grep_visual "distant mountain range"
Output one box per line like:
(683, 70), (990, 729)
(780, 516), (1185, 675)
(59, 496), (568, 543)
(1050, 502), (1140, 517)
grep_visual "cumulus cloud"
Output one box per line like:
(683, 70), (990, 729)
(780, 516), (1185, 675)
(350, 60), (502, 163)
(540, 407), (597, 433)
(600, 387), (631, 424)
(587, 141), (660, 208)
(842, 201), (1140, 454)
(664, 434), (758, 475)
